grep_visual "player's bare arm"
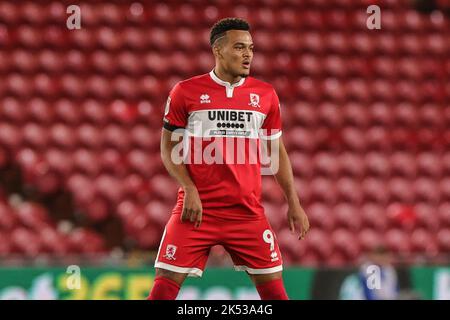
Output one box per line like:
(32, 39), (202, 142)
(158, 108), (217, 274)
(270, 138), (310, 240)
(161, 128), (202, 227)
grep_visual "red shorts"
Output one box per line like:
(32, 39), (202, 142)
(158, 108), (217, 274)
(154, 214), (283, 277)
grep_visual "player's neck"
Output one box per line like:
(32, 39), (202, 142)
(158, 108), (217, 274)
(213, 66), (242, 85)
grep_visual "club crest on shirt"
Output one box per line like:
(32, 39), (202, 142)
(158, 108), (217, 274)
(163, 244), (177, 260)
(248, 93), (260, 108)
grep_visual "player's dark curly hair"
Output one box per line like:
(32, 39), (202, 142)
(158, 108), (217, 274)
(210, 18), (250, 46)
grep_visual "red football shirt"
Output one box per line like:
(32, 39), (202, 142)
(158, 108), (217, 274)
(163, 70), (282, 220)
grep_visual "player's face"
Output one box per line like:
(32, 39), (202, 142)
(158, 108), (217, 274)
(219, 30), (254, 78)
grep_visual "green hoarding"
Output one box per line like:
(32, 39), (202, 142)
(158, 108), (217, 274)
(0, 266), (447, 300)
(0, 267), (314, 300)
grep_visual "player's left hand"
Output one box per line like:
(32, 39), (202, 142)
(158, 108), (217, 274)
(287, 203), (310, 240)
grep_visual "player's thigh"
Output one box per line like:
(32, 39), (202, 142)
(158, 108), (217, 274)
(223, 218), (283, 272)
(248, 271), (283, 285)
(155, 214), (218, 278)
(154, 268), (188, 286)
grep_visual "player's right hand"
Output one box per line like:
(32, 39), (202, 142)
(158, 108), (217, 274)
(181, 186), (203, 228)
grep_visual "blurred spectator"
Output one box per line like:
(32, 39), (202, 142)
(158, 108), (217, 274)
(357, 246), (399, 300)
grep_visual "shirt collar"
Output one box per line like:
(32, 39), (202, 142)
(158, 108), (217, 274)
(209, 70), (246, 88)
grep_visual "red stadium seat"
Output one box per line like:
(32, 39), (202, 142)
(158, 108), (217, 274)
(11, 227), (43, 257)
(45, 148), (73, 177)
(73, 149), (101, 177)
(136, 223), (162, 249)
(117, 51), (141, 76)
(436, 229), (450, 252)
(385, 228), (411, 255)
(394, 103), (419, 127)
(310, 177), (337, 204)
(261, 177), (285, 204)
(369, 102), (393, 127)
(324, 32), (349, 55)
(100, 148), (125, 175)
(341, 127), (366, 152)
(313, 152), (339, 178)
(27, 98), (55, 124)
(339, 152), (364, 178)
(0, 123), (22, 151)
(39, 50), (63, 73)
(402, 10), (424, 32)
(39, 227), (70, 255)
(417, 152), (442, 177)
(358, 229), (385, 253)
(113, 76), (138, 100)
(68, 228), (106, 254)
(15, 202), (50, 230)
(7, 73), (33, 98)
(34, 73), (58, 98)
(0, 231), (13, 255)
(438, 202), (450, 228)
(365, 152), (391, 178)
(391, 152), (416, 178)
(414, 203), (440, 232)
(99, 3), (123, 26)
(145, 200), (172, 229)
(95, 174), (124, 205)
(127, 149), (156, 178)
(85, 76), (110, 100)
(420, 104), (444, 128)
(54, 99), (82, 125)
(414, 178), (440, 204)
(22, 123), (49, 150)
(331, 228), (361, 262)
(11, 48), (38, 72)
(441, 178), (450, 201)
(410, 229), (438, 256)
(77, 124), (104, 150)
(50, 124), (77, 149)
(0, 201), (19, 230)
(90, 50), (116, 75)
(361, 203), (388, 231)
(307, 203), (335, 232)
(318, 102), (342, 128)
(334, 203), (362, 231)
(386, 203), (417, 230)
(286, 127), (316, 152)
(103, 124), (131, 151)
(83, 196), (110, 222)
(336, 178), (363, 204)
(81, 99), (109, 125)
(276, 228), (307, 261)
(150, 174), (178, 202)
(304, 229), (332, 260)
(342, 102), (369, 127)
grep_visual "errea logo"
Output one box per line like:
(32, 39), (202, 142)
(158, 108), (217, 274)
(200, 94), (211, 104)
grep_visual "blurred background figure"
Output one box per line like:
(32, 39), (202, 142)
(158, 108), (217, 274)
(358, 245), (400, 300)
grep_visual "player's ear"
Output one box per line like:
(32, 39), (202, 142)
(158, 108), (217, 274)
(212, 45), (223, 60)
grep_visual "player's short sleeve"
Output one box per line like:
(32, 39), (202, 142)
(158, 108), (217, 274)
(163, 83), (188, 131)
(260, 88), (282, 140)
